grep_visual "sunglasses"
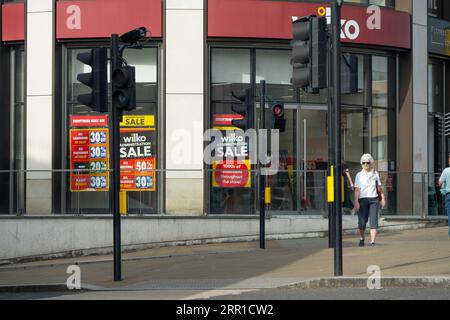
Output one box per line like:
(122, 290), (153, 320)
(362, 162), (371, 165)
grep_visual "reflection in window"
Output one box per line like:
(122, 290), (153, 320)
(211, 48), (251, 102)
(372, 108), (395, 172)
(372, 56), (388, 108)
(255, 50), (295, 102)
(342, 54), (365, 106)
(344, 0), (395, 7)
(342, 108), (369, 173)
(428, 62), (444, 114)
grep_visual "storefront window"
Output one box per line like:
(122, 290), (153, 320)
(371, 55), (397, 215)
(372, 109), (392, 170)
(428, 62), (444, 114)
(372, 56), (388, 108)
(211, 48), (251, 101)
(209, 47), (397, 216)
(342, 54), (366, 107)
(255, 49), (294, 102)
(428, 1), (450, 20)
(10, 46), (26, 215)
(427, 60), (446, 217)
(344, 0), (395, 8)
(210, 48), (255, 215)
(271, 0), (395, 9)
(62, 46), (159, 215)
(257, 49), (299, 214)
(343, 108), (370, 172)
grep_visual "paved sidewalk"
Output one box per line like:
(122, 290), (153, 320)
(0, 227), (449, 291)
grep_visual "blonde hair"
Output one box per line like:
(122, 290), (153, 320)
(360, 154), (374, 165)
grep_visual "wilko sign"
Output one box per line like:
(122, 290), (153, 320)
(306, 6), (365, 40)
(119, 116), (156, 192)
(208, 0), (411, 49)
(212, 114), (251, 189)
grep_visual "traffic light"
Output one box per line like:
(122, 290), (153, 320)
(291, 16), (327, 90)
(112, 65), (136, 111)
(76, 48), (108, 112)
(231, 88), (253, 131)
(341, 54), (358, 94)
(271, 103), (286, 132)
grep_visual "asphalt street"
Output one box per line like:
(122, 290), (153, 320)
(0, 227), (449, 301)
(0, 287), (449, 300)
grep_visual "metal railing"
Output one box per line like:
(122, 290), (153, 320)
(0, 169), (447, 218)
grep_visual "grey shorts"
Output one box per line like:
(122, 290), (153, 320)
(358, 198), (380, 230)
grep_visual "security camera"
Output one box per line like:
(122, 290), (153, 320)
(120, 27), (148, 44)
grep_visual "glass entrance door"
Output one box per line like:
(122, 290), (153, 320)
(300, 106), (328, 216)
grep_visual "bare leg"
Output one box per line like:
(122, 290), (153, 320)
(370, 229), (377, 243)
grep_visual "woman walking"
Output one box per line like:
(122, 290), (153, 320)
(354, 154), (386, 247)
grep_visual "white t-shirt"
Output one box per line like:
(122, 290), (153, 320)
(354, 170), (381, 199)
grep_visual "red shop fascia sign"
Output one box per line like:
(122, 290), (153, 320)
(1, 0), (162, 42)
(208, 0), (411, 49)
(2, 3), (25, 42)
(56, 0), (162, 40)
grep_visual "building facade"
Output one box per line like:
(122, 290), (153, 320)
(0, 0), (448, 220)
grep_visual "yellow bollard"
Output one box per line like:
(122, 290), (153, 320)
(119, 191), (128, 216)
(327, 166), (335, 203)
(265, 187), (271, 205)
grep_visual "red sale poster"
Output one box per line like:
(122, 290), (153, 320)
(69, 116), (109, 192)
(119, 115), (156, 192)
(212, 114), (251, 189)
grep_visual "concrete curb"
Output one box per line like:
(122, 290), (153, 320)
(0, 284), (76, 293)
(0, 283), (103, 293)
(284, 277), (450, 289)
(2, 277), (450, 294)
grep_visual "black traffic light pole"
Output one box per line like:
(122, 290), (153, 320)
(111, 34), (122, 282)
(332, 0), (343, 277)
(328, 27), (336, 250)
(290, 6), (342, 275)
(75, 28), (144, 282)
(260, 80), (266, 250)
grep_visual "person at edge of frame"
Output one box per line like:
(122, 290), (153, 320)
(353, 154), (386, 247)
(438, 157), (450, 237)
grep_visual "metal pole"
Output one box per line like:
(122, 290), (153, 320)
(327, 26), (335, 250)
(260, 80), (266, 250)
(111, 34), (122, 281)
(332, 1), (343, 276)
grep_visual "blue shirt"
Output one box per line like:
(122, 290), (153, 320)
(439, 168), (450, 194)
